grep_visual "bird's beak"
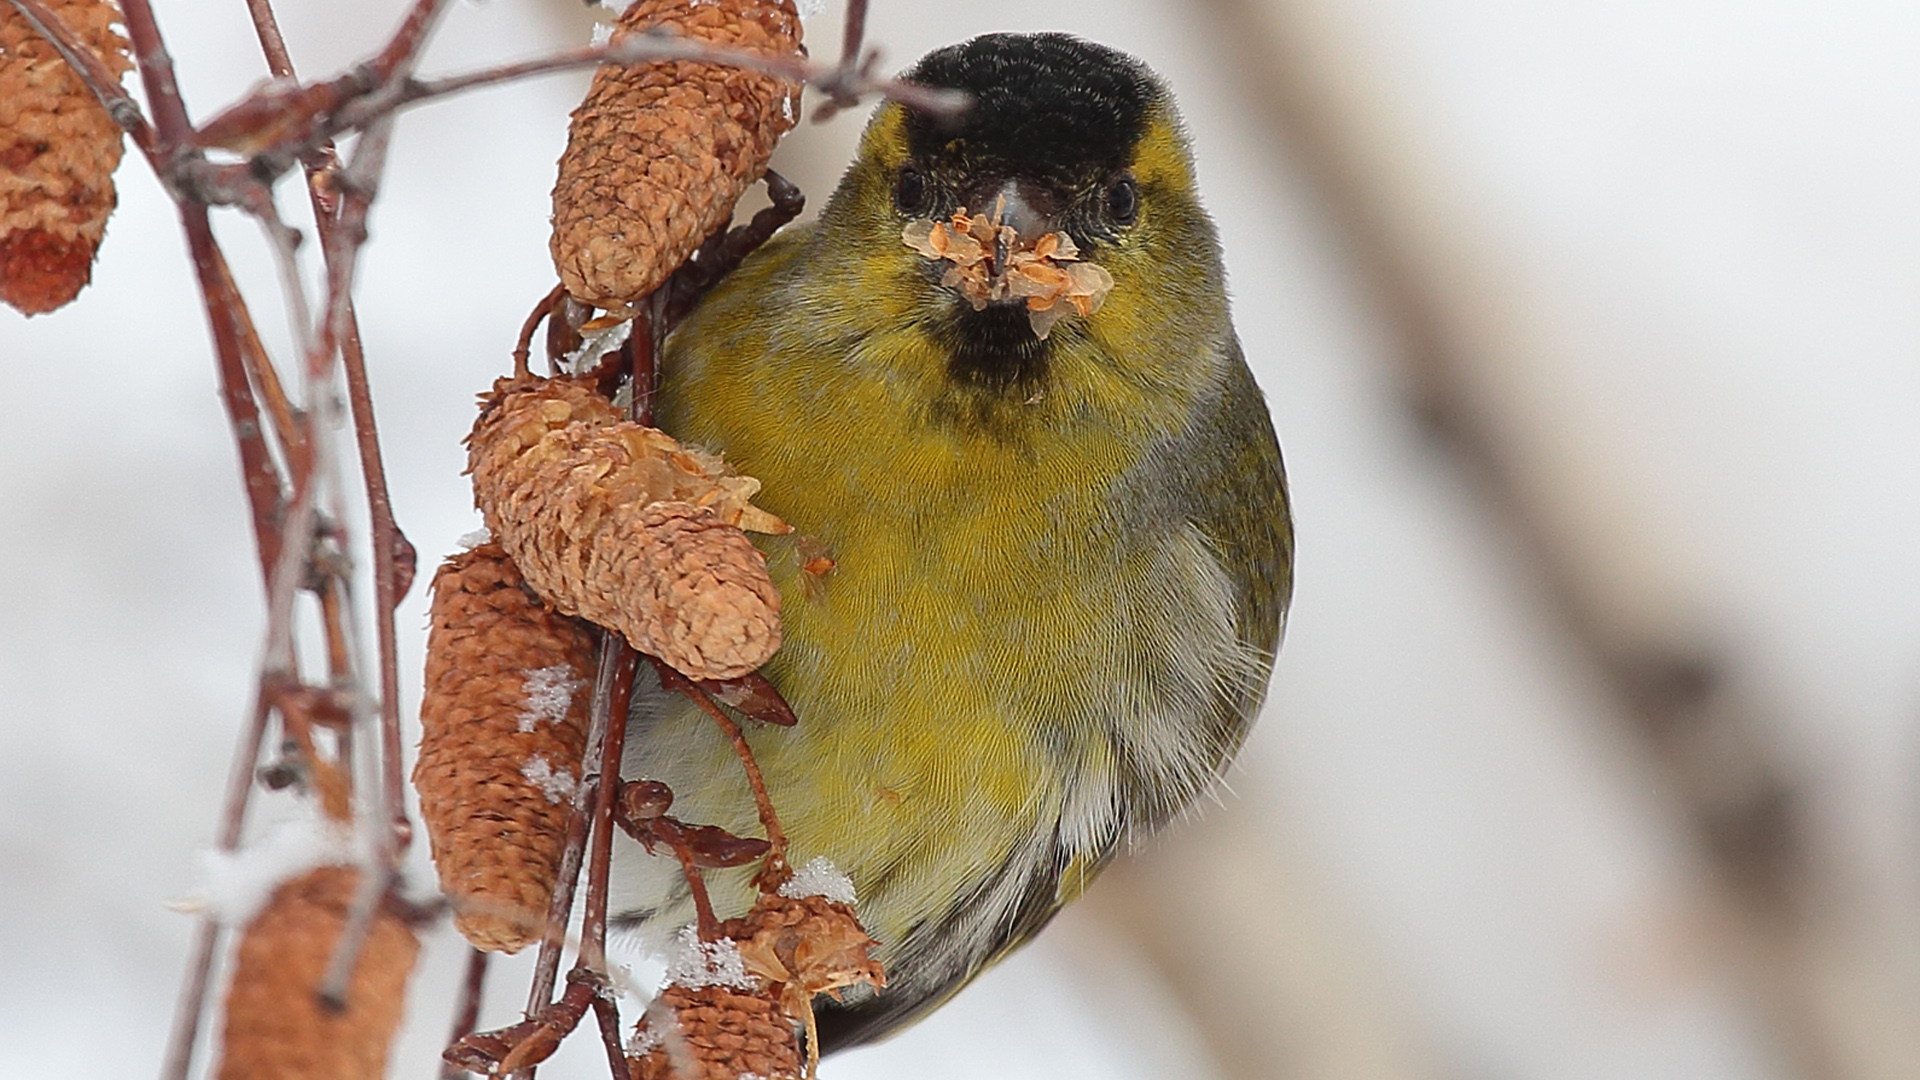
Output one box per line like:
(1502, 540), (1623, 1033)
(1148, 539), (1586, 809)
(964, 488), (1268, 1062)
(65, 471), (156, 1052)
(960, 178), (1059, 239)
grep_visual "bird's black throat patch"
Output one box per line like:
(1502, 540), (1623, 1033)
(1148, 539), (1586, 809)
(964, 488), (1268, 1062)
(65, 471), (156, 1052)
(903, 34), (1157, 186)
(938, 304), (1052, 394)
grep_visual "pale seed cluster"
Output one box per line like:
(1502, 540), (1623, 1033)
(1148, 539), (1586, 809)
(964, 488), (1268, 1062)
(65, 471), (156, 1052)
(903, 205), (1117, 339)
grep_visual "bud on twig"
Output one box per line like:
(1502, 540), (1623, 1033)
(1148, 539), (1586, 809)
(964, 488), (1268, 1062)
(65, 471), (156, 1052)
(467, 376), (787, 681)
(0, 0), (131, 314)
(551, 0), (804, 307)
(415, 543), (598, 953)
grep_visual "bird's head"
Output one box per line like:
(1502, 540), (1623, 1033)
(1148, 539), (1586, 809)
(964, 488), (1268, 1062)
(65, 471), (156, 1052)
(816, 34), (1229, 415)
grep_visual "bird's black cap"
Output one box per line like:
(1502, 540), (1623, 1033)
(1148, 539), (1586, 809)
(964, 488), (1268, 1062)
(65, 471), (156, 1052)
(902, 34), (1159, 184)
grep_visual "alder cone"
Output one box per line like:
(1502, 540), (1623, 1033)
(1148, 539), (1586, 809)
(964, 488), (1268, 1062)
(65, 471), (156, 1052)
(0, 0), (131, 315)
(216, 867), (419, 1080)
(631, 983), (802, 1080)
(414, 543), (597, 953)
(550, 0), (803, 306)
(467, 376), (784, 681)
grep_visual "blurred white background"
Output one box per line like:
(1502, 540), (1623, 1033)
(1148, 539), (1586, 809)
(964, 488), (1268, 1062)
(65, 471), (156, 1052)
(2, 1), (1916, 1078)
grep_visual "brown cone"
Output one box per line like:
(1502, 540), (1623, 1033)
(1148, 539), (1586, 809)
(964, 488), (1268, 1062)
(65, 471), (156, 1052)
(630, 983), (803, 1080)
(414, 543), (598, 953)
(216, 867), (419, 1080)
(0, 0), (130, 315)
(467, 376), (785, 681)
(550, 0), (803, 306)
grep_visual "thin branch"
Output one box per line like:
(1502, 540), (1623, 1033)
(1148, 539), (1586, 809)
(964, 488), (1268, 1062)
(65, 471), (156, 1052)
(241, 0), (295, 77)
(837, 0), (869, 71)
(367, 0), (454, 81)
(521, 632), (621, 1028)
(240, 0), (419, 868)
(440, 949), (491, 1080)
(515, 285), (567, 380)
(675, 676), (788, 882)
(117, 0), (192, 143)
(341, 29), (966, 136)
(338, 308), (419, 855)
(575, 642), (638, 975)
(158, 690), (275, 1080)
(591, 996), (635, 1080)
(217, 247), (309, 479)
(178, 204), (288, 584)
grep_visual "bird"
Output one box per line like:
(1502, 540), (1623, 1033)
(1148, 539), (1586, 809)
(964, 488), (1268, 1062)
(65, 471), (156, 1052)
(613, 31), (1293, 1052)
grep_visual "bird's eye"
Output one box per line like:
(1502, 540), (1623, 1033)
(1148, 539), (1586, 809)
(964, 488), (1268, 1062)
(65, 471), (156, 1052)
(1106, 175), (1139, 226)
(894, 166), (930, 215)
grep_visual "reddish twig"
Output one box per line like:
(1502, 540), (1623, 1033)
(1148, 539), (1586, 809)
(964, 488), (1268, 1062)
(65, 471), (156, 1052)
(518, 630), (621, 1038)
(515, 285), (568, 380)
(571, 639), (638, 1078)
(451, 974), (599, 1077)
(338, 309), (419, 854)
(214, 248), (310, 479)
(592, 995), (635, 1080)
(117, 0), (190, 142)
(159, 687), (275, 1080)
(352, 30), (966, 135)
(576, 641), (639, 977)
(654, 661), (790, 885)
(613, 780), (771, 941)
(240, 0), (419, 866)
(241, 0), (295, 77)
(480, 634), (637, 1068)
(440, 948), (491, 1080)
(173, 204), (289, 580)
(367, 0), (453, 78)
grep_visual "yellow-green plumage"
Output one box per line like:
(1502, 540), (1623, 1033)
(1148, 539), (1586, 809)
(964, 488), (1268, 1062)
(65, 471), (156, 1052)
(613, 32), (1292, 1050)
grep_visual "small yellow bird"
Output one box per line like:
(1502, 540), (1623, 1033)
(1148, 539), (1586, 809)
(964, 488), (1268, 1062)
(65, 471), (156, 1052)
(615, 32), (1293, 1050)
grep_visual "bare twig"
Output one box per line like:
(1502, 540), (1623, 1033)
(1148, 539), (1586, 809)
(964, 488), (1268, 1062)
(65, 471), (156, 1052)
(592, 995), (635, 1080)
(576, 641), (639, 977)
(440, 949), (491, 1080)
(664, 666), (789, 884)
(515, 285), (568, 380)
(241, 0), (295, 77)
(240, 0), (420, 865)
(117, 0), (190, 142)
(571, 639), (638, 1078)
(805, 0), (876, 121)
(506, 630), (633, 1080)
(521, 632), (621, 1030)
(317, 864), (396, 1009)
(315, 27), (965, 154)
(158, 690), (276, 1080)
(838, 0), (869, 70)
(214, 248), (309, 479)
